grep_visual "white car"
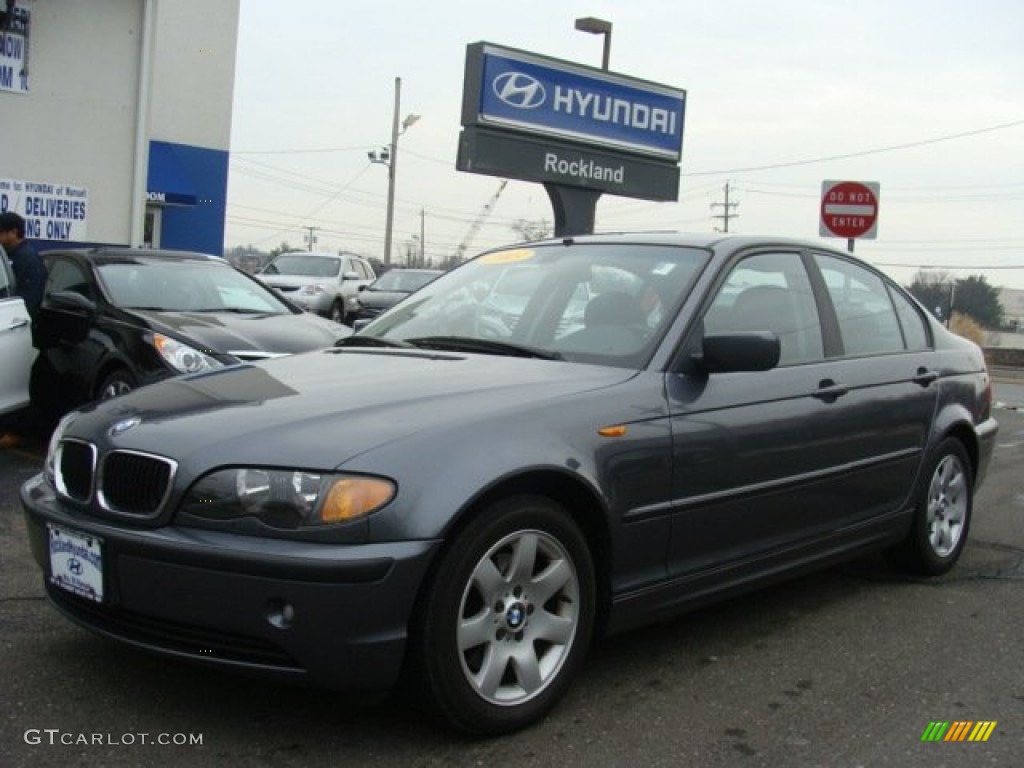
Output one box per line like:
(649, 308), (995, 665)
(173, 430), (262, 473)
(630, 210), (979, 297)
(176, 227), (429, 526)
(0, 246), (34, 418)
(256, 251), (376, 324)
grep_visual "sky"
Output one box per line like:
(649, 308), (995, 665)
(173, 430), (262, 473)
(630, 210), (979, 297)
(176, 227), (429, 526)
(225, 0), (1024, 289)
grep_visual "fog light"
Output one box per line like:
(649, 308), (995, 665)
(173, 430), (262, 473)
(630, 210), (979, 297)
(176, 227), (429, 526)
(265, 599), (296, 629)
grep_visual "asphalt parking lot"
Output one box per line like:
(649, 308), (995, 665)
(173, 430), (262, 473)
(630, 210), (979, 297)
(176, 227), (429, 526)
(1, 389), (1021, 767)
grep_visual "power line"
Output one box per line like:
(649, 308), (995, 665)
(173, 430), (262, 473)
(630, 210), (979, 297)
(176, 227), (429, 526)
(683, 119), (1024, 177)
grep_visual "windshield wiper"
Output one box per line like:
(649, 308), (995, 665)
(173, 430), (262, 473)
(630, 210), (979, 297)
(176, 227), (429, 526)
(405, 336), (563, 360)
(334, 335), (415, 349)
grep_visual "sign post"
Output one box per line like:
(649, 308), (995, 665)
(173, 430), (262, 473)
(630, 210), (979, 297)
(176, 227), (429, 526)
(819, 180), (880, 252)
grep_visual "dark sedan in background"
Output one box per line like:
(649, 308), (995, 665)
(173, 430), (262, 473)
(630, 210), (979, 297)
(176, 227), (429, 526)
(32, 248), (350, 416)
(22, 234), (997, 736)
(353, 268), (442, 322)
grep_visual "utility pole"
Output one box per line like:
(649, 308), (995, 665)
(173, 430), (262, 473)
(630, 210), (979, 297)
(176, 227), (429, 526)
(711, 181), (739, 233)
(420, 208), (426, 267)
(303, 225), (320, 251)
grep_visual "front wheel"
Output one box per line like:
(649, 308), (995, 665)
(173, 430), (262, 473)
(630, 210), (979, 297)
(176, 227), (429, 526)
(411, 495), (595, 735)
(96, 369), (135, 401)
(885, 437), (973, 576)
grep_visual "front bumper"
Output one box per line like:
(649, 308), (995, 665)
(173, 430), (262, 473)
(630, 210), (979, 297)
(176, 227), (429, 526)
(21, 474), (440, 691)
(289, 292), (333, 315)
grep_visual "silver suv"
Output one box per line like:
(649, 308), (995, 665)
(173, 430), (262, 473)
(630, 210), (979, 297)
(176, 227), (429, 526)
(257, 251), (376, 324)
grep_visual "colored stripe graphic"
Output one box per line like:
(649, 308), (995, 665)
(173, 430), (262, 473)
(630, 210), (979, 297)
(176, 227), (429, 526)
(945, 721), (972, 741)
(921, 721), (997, 742)
(969, 722), (997, 742)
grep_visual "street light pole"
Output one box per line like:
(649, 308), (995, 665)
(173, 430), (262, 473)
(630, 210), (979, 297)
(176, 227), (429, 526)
(383, 77), (402, 266)
(369, 77), (420, 266)
(574, 16), (612, 70)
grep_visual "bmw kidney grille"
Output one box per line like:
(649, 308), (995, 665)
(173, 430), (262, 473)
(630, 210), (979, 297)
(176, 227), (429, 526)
(57, 443), (177, 518)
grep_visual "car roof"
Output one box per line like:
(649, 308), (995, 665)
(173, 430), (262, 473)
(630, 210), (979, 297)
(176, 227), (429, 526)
(42, 247), (223, 266)
(501, 231), (856, 256)
(276, 251), (366, 259)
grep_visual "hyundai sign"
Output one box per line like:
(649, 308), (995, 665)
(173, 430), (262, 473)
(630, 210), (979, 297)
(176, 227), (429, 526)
(462, 42), (686, 161)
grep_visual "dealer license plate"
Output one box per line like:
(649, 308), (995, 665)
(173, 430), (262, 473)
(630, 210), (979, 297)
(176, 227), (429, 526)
(48, 524), (104, 603)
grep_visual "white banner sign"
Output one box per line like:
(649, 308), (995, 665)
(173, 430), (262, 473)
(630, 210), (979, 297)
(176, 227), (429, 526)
(0, 178), (89, 241)
(0, 2), (31, 94)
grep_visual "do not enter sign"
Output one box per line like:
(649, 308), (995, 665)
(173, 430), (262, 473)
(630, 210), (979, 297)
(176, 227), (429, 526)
(819, 180), (880, 240)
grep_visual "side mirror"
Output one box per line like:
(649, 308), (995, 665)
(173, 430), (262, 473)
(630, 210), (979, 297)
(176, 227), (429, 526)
(44, 290), (97, 315)
(342, 271), (360, 281)
(358, 284), (368, 292)
(352, 318), (371, 333)
(697, 331), (780, 373)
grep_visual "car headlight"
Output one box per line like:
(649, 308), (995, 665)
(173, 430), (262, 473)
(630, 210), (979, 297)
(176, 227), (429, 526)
(44, 411), (79, 485)
(151, 333), (225, 374)
(181, 468), (396, 529)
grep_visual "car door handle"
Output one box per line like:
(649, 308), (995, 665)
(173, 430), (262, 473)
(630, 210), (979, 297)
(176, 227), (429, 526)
(813, 379), (849, 402)
(912, 368), (939, 387)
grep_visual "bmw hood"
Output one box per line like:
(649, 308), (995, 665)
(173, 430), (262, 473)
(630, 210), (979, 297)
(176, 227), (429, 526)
(128, 309), (350, 357)
(69, 349), (635, 471)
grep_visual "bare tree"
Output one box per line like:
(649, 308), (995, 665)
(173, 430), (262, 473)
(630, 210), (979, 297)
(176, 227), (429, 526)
(509, 218), (552, 242)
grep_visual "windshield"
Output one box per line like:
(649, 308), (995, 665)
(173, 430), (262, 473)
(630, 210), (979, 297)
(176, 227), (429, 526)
(98, 260), (295, 313)
(371, 270), (441, 293)
(362, 243), (708, 367)
(262, 254), (341, 278)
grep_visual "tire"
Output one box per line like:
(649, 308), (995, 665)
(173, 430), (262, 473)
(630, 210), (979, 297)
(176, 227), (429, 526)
(885, 437), (973, 576)
(329, 300), (345, 324)
(96, 369), (135, 401)
(411, 495), (595, 735)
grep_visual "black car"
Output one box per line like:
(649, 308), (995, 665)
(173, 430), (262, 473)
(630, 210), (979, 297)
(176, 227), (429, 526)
(32, 248), (350, 415)
(353, 268), (443, 322)
(22, 234), (997, 735)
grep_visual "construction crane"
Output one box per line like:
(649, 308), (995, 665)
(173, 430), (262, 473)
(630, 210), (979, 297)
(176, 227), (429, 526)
(456, 179), (508, 260)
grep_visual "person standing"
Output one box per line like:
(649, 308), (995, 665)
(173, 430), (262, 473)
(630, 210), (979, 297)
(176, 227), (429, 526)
(0, 212), (47, 318)
(0, 212), (47, 450)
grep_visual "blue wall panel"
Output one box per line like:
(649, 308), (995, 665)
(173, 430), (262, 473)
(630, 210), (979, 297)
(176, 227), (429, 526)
(158, 143), (229, 256)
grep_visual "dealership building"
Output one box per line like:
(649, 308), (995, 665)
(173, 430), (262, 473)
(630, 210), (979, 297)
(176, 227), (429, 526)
(0, 0), (239, 255)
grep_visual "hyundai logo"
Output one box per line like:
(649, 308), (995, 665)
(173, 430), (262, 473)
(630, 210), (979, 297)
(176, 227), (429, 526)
(493, 72), (546, 110)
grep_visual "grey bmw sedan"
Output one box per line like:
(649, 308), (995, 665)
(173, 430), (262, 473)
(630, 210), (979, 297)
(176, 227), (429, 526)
(21, 233), (997, 735)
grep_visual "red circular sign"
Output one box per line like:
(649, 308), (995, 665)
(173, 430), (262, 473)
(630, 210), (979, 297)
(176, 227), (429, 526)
(820, 181), (879, 239)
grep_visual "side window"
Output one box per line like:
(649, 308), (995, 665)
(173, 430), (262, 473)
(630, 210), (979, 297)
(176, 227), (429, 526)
(815, 254), (902, 356)
(703, 251), (824, 366)
(889, 285), (930, 351)
(355, 260), (370, 280)
(361, 260), (376, 280)
(45, 259), (94, 300)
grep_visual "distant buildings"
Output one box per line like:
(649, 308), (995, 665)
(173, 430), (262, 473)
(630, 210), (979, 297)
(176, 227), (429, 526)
(999, 287), (1024, 332)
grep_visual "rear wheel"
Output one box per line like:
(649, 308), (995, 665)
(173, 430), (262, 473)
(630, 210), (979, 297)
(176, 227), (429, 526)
(885, 437), (973, 576)
(97, 369), (135, 401)
(411, 495), (595, 735)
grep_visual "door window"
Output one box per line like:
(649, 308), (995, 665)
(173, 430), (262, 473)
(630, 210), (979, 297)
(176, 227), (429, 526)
(703, 251), (824, 365)
(888, 286), (930, 351)
(0, 249), (13, 298)
(815, 254), (903, 356)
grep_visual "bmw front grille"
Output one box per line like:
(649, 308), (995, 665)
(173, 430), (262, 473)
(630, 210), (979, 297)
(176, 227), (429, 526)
(56, 443), (177, 519)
